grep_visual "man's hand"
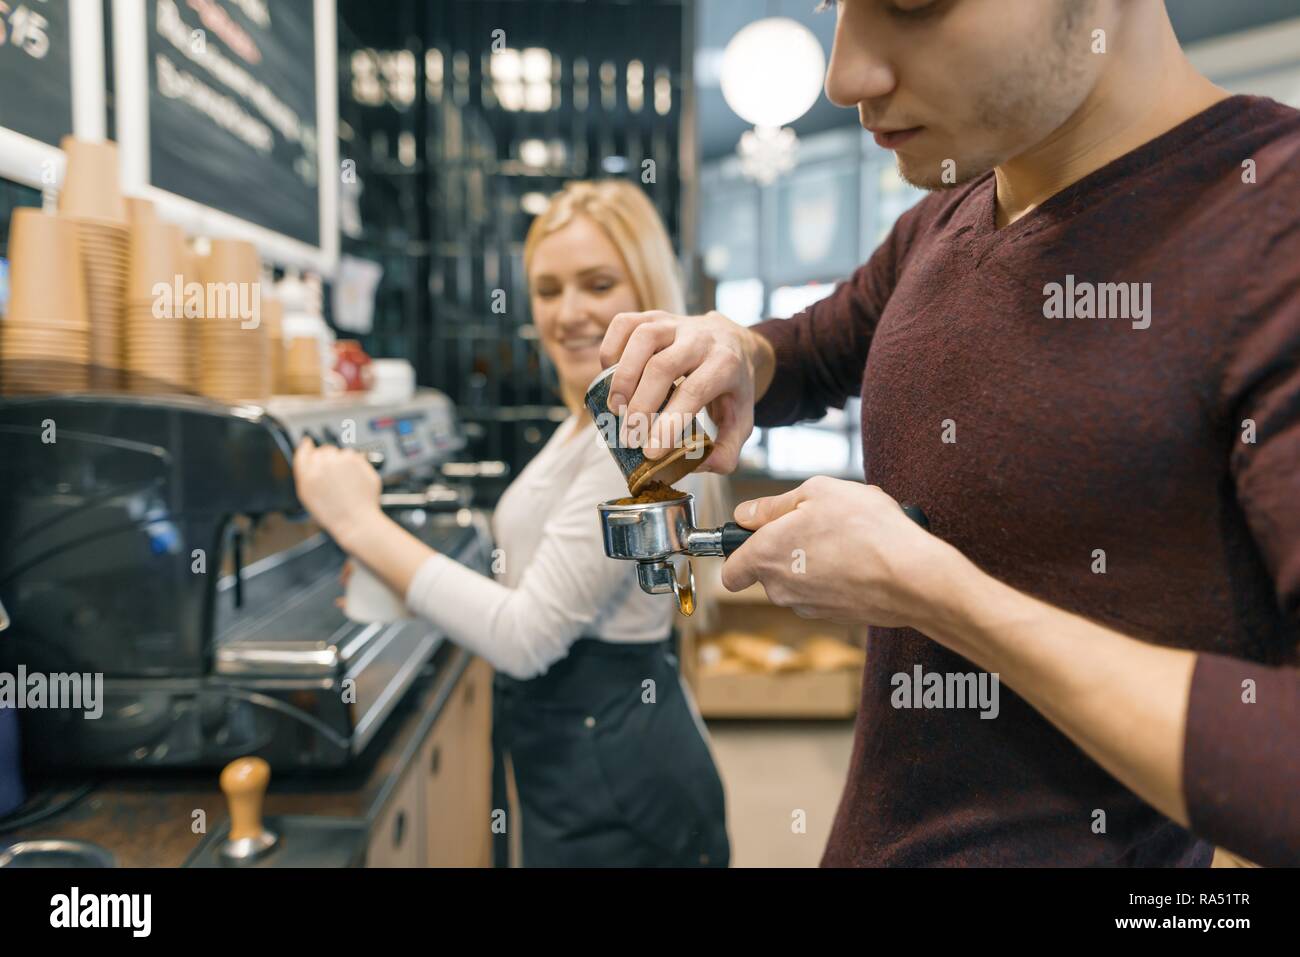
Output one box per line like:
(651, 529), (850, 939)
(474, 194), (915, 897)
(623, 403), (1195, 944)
(722, 476), (961, 629)
(293, 438), (384, 550)
(598, 309), (775, 473)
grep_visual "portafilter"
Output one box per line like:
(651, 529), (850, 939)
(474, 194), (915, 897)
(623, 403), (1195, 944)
(598, 493), (931, 616)
(597, 491), (753, 616)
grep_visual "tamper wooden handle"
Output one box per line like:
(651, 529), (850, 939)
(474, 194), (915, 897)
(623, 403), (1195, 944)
(220, 757), (270, 842)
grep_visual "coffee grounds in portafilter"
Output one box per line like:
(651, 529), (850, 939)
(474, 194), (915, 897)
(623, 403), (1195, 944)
(611, 481), (688, 506)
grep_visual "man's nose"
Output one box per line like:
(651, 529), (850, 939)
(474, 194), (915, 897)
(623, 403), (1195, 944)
(824, 10), (897, 108)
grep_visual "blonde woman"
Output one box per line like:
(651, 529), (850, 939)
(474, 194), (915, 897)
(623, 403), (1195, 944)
(294, 180), (730, 867)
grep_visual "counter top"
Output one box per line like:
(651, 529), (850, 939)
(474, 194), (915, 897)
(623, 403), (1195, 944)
(0, 642), (476, 868)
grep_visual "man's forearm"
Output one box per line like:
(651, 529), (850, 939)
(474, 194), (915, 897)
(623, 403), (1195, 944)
(915, 550), (1196, 827)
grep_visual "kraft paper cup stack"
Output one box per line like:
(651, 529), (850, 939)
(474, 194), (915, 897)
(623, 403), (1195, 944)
(58, 136), (129, 391)
(182, 248), (203, 391)
(284, 336), (324, 395)
(124, 219), (189, 393)
(263, 294), (286, 394)
(197, 238), (269, 404)
(126, 196), (155, 226)
(1, 208), (90, 394)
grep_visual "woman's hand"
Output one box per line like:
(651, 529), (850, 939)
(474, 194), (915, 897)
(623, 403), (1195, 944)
(293, 438), (383, 550)
(598, 309), (775, 473)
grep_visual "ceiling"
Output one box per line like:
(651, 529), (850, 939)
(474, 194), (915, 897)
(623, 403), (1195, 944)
(695, 0), (1300, 160)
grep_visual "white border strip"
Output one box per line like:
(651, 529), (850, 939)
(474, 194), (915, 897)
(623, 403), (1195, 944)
(111, 0), (339, 275)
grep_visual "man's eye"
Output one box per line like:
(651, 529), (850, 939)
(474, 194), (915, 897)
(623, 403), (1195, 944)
(814, 0), (837, 12)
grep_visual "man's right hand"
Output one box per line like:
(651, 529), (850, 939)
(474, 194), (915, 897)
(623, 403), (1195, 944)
(598, 309), (775, 474)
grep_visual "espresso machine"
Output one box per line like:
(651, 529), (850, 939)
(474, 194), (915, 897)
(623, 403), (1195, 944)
(0, 391), (497, 771)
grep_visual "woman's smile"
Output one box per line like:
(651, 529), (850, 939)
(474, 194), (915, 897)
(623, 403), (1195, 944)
(557, 334), (604, 354)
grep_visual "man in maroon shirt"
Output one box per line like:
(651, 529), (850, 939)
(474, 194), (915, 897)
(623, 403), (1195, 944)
(600, 0), (1299, 866)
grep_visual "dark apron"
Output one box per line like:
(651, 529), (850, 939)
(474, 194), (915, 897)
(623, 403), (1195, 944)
(491, 638), (730, 867)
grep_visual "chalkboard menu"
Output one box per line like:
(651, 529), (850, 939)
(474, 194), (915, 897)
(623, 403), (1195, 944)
(0, 0), (73, 149)
(144, 0), (320, 247)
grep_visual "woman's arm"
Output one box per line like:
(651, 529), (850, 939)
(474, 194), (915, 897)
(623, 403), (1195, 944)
(293, 436), (649, 680)
(292, 438), (433, 595)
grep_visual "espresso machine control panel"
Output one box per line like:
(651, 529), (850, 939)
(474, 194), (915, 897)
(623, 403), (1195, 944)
(265, 390), (465, 481)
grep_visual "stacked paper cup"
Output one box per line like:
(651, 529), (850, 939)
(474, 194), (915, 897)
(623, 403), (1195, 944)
(197, 238), (269, 404)
(284, 337), (324, 394)
(57, 137), (129, 390)
(125, 219), (190, 393)
(263, 293), (286, 394)
(0, 209), (90, 394)
(184, 247), (203, 388)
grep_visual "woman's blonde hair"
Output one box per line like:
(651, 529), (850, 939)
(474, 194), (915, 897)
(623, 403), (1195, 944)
(523, 179), (685, 315)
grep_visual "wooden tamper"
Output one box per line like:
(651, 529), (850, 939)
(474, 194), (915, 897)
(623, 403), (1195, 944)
(218, 756), (279, 863)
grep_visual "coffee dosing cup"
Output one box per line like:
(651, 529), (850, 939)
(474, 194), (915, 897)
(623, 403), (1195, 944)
(343, 562), (409, 624)
(584, 365), (716, 494)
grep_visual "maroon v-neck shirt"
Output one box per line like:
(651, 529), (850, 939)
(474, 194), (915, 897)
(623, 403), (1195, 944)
(752, 95), (1300, 866)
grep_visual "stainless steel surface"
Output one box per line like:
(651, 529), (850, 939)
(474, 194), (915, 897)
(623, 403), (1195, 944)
(440, 460), (509, 479)
(0, 597), (8, 632)
(598, 494), (695, 562)
(684, 528), (725, 556)
(211, 511), (492, 763)
(599, 492), (722, 612)
(379, 482), (468, 511)
(0, 839), (116, 868)
(219, 830), (279, 863)
(265, 390), (466, 481)
(186, 816), (368, 868)
(636, 558), (695, 610)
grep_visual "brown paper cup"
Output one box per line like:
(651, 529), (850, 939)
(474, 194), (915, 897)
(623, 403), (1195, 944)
(6, 209), (88, 326)
(128, 220), (187, 303)
(57, 137), (127, 223)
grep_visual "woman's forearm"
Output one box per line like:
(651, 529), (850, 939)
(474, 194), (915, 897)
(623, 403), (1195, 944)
(917, 553), (1197, 827)
(334, 509), (437, 599)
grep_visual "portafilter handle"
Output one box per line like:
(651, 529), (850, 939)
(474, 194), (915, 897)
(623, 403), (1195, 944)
(684, 523), (754, 557)
(680, 503), (928, 557)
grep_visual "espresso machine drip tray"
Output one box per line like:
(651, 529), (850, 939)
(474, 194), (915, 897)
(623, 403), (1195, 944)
(204, 515), (492, 769)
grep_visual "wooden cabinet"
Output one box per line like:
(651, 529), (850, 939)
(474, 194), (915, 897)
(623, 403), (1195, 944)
(367, 759), (423, 867)
(422, 656), (493, 867)
(367, 656), (494, 868)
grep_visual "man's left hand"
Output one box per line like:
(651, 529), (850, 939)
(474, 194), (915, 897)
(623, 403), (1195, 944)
(722, 476), (959, 629)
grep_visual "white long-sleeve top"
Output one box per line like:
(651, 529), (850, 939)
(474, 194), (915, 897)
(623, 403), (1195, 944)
(405, 413), (700, 680)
